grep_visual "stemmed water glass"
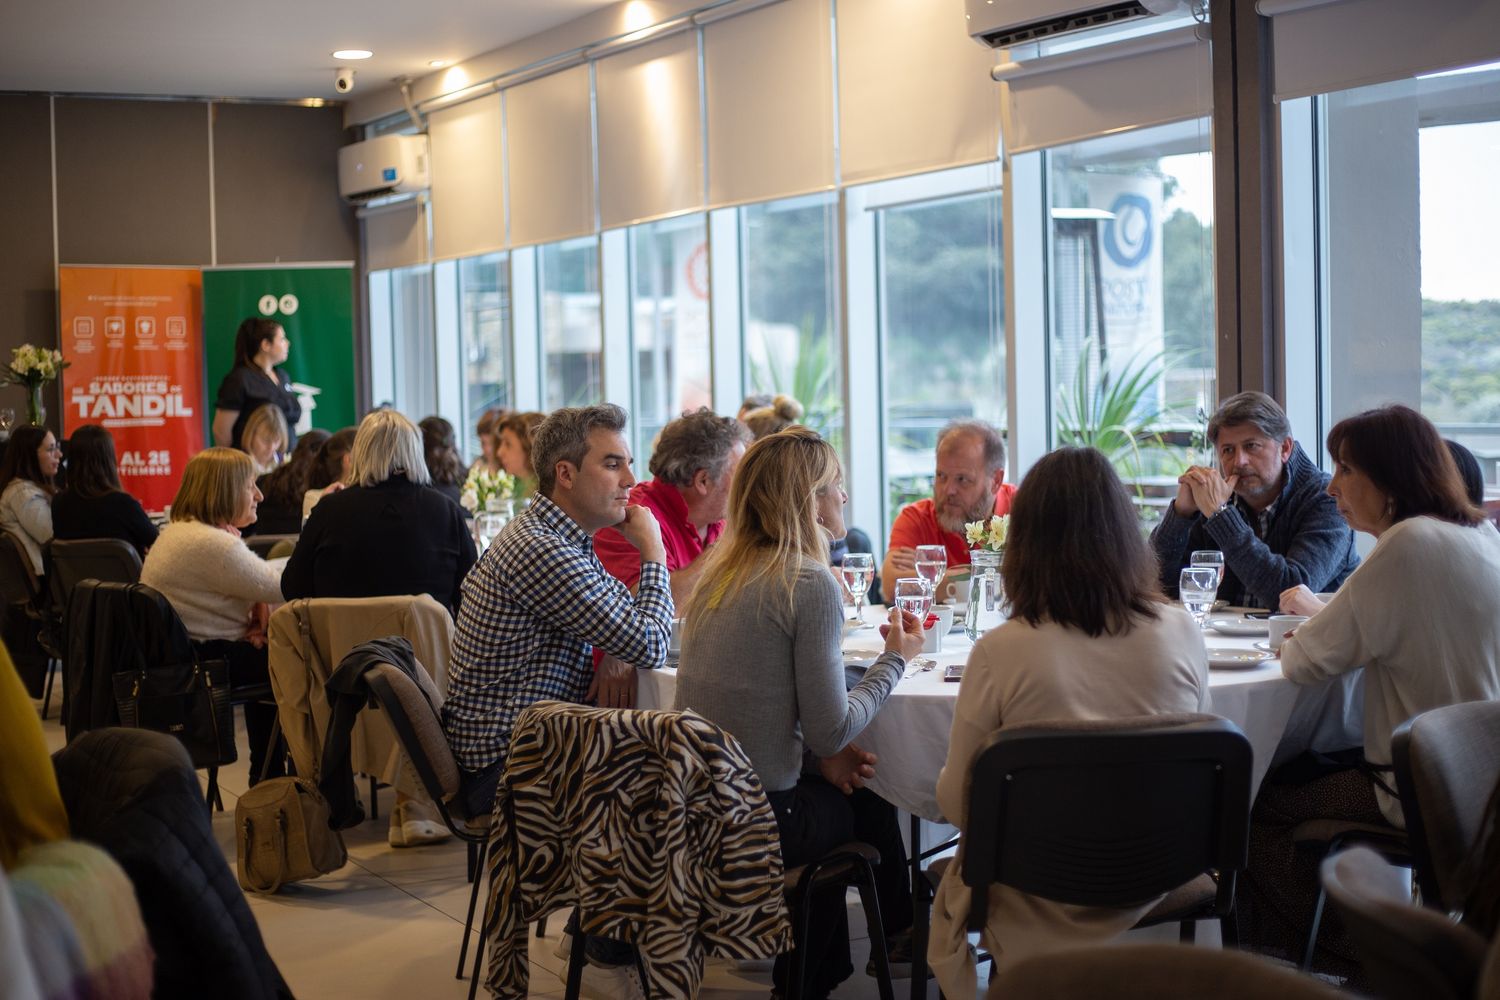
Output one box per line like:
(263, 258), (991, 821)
(914, 544), (947, 601)
(1179, 566), (1219, 629)
(841, 553), (875, 629)
(894, 577), (936, 671)
(1190, 550), (1225, 588)
(475, 512), (505, 553)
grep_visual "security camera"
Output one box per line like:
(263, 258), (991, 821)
(335, 68), (355, 94)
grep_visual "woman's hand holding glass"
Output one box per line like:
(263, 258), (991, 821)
(879, 606), (925, 662)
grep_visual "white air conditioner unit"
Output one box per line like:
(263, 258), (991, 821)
(966, 0), (1190, 49)
(337, 134), (429, 201)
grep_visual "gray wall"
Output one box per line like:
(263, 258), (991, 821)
(0, 95), (357, 418)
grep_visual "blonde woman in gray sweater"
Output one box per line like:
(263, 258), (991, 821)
(676, 427), (924, 998)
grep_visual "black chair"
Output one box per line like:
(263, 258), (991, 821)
(45, 537), (143, 719)
(1321, 846), (1488, 1000)
(0, 529), (63, 716)
(361, 661), (494, 983)
(1392, 700), (1500, 915)
(912, 715), (1251, 986)
(782, 842), (896, 1000)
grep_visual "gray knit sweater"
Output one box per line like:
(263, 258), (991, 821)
(673, 555), (904, 792)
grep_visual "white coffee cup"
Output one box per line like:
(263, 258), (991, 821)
(923, 605), (956, 653)
(1268, 615), (1309, 653)
(943, 575), (972, 605)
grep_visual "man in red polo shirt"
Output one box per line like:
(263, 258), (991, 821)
(592, 407), (751, 704)
(880, 419), (1016, 603)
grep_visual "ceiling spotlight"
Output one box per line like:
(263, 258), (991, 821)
(428, 59), (450, 68)
(331, 49), (373, 60)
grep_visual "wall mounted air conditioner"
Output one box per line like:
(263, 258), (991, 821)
(966, 0), (1190, 49)
(337, 134), (429, 201)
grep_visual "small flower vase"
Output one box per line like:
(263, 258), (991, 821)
(484, 496), (515, 519)
(965, 548), (1007, 641)
(25, 383), (45, 427)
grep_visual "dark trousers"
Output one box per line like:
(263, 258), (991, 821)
(193, 639), (285, 784)
(768, 777), (913, 998)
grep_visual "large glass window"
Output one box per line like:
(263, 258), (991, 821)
(539, 237), (602, 408)
(458, 253), (511, 458)
(630, 215), (712, 465)
(367, 265), (437, 418)
(879, 189), (1004, 528)
(1289, 65), (1500, 496)
(740, 193), (842, 447)
(1046, 118), (1216, 489)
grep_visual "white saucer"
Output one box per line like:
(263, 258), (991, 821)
(1207, 647), (1274, 670)
(1252, 640), (1277, 654)
(1208, 618), (1268, 636)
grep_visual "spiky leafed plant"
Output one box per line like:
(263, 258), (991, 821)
(747, 317), (841, 442)
(1055, 341), (1167, 479)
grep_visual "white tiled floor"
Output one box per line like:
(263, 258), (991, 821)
(39, 701), (949, 999)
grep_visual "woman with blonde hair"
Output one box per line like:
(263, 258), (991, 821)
(239, 403), (288, 475)
(140, 447), (286, 783)
(742, 393), (804, 440)
(675, 426), (923, 996)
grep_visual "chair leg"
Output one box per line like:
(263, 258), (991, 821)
(40, 657), (56, 720)
(785, 885), (815, 1000)
(634, 949), (652, 1000)
(564, 907), (588, 1000)
(535, 914), (547, 937)
(909, 814), (928, 1000)
(456, 838), (490, 980)
(855, 858), (896, 1000)
(1221, 908), (1240, 949)
(369, 776), (379, 820)
(258, 711), (282, 784)
(1179, 919), (1196, 944)
(205, 767), (223, 811)
(1300, 884), (1328, 972)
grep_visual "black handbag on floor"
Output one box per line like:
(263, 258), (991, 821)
(112, 644), (238, 767)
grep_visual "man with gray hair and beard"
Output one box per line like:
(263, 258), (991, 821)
(881, 419), (1016, 604)
(1151, 390), (1359, 610)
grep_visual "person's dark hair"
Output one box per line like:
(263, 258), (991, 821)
(937, 420), (1007, 476)
(738, 393), (772, 416)
(419, 415), (465, 486)
(649, 407), (752, 487)
(1002, 447), (1162, 637)
(308, 427), (357, 490)
(477, 408), (510, 441)
(0, 426), (57, 496)
(60, 425), (122, 499)
(1326, 405), (1483, 528)
(531, 404), (628, 498)
(232, 317), (283, 369)
(259, 428), (329, 509)
(1445, 439), (1486, 507)
(1208, 391), (1292, 444)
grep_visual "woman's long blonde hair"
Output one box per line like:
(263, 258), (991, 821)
(171, 448), (256, 526)
(684, 426), (842, 630)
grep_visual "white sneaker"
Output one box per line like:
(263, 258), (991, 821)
(387, 799), (451, 848)
(575, 961), (646, 1000)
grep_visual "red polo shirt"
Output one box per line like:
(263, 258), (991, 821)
(886, 484), (1018, 569)
(593, 478), (723, 591)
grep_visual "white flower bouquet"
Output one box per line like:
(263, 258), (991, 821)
(460, 466), (516, 513)
(4, 345), (70, 426)
(964, 514), (1009, 552)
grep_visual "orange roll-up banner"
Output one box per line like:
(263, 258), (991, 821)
(59, 266), (206, 512)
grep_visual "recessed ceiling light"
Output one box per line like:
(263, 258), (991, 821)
(331, 49), (373, 60)
(428, 59), (450, 68)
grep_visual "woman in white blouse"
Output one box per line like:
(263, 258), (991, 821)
(929, 447), (1209, 997)
(0, 426), (60, 577)
(1246, 404), (1500, 972)
(141, 447), (286, 783)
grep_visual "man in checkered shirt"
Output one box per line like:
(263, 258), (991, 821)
(443, 403), (674, 818)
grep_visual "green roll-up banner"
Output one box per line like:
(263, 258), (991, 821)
(201, 264), (356, 437)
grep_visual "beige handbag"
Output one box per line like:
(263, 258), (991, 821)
(236, 776), (347, 893)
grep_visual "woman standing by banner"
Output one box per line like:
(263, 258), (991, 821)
(212, 318), (301, 452)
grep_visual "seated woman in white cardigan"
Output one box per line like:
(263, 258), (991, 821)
(929, 447), (1210, 998)
(1248, 404), (1500, 973)
(140, 448), (286, 784)
(0, 426), (60, 577)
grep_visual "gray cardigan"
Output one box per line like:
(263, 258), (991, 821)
(673, 556), (904, 792)
(1151, 442), (1359, 610)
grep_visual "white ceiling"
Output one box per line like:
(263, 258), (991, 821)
(0, 0), (616, 101)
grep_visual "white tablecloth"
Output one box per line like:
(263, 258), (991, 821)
(639, 609), (1364, 823)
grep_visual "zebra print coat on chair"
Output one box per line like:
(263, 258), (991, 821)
(481, 700), (792, 999)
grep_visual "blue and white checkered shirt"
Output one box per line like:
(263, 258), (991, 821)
(442, 493), (675, 773)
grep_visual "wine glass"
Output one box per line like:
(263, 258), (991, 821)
(1179, 567), (1219, 629)
(1190, 550), (1226, 588)
(0, 408), (13, 441)
(914, 544), (947, 600)
(841, 553), (874, 628)
(893, 577), (933, 619)
(475, 512), (504, 553)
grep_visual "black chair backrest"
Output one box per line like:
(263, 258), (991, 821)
(961, 715), (1252, 930)
(0, 529), (40, 606)
(48, 537), (143, 615)
(1392, 700), (1500, 913)
(245, 533), (298, 559)
(364, 662), (469, 827)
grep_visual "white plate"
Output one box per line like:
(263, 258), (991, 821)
(1208, 618), (1268, 636)
(1207, 647), (1274, 670)
(1253, 640), (1277, 654)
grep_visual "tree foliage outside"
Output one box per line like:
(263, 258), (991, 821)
(1422, 298), (1500, 423)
